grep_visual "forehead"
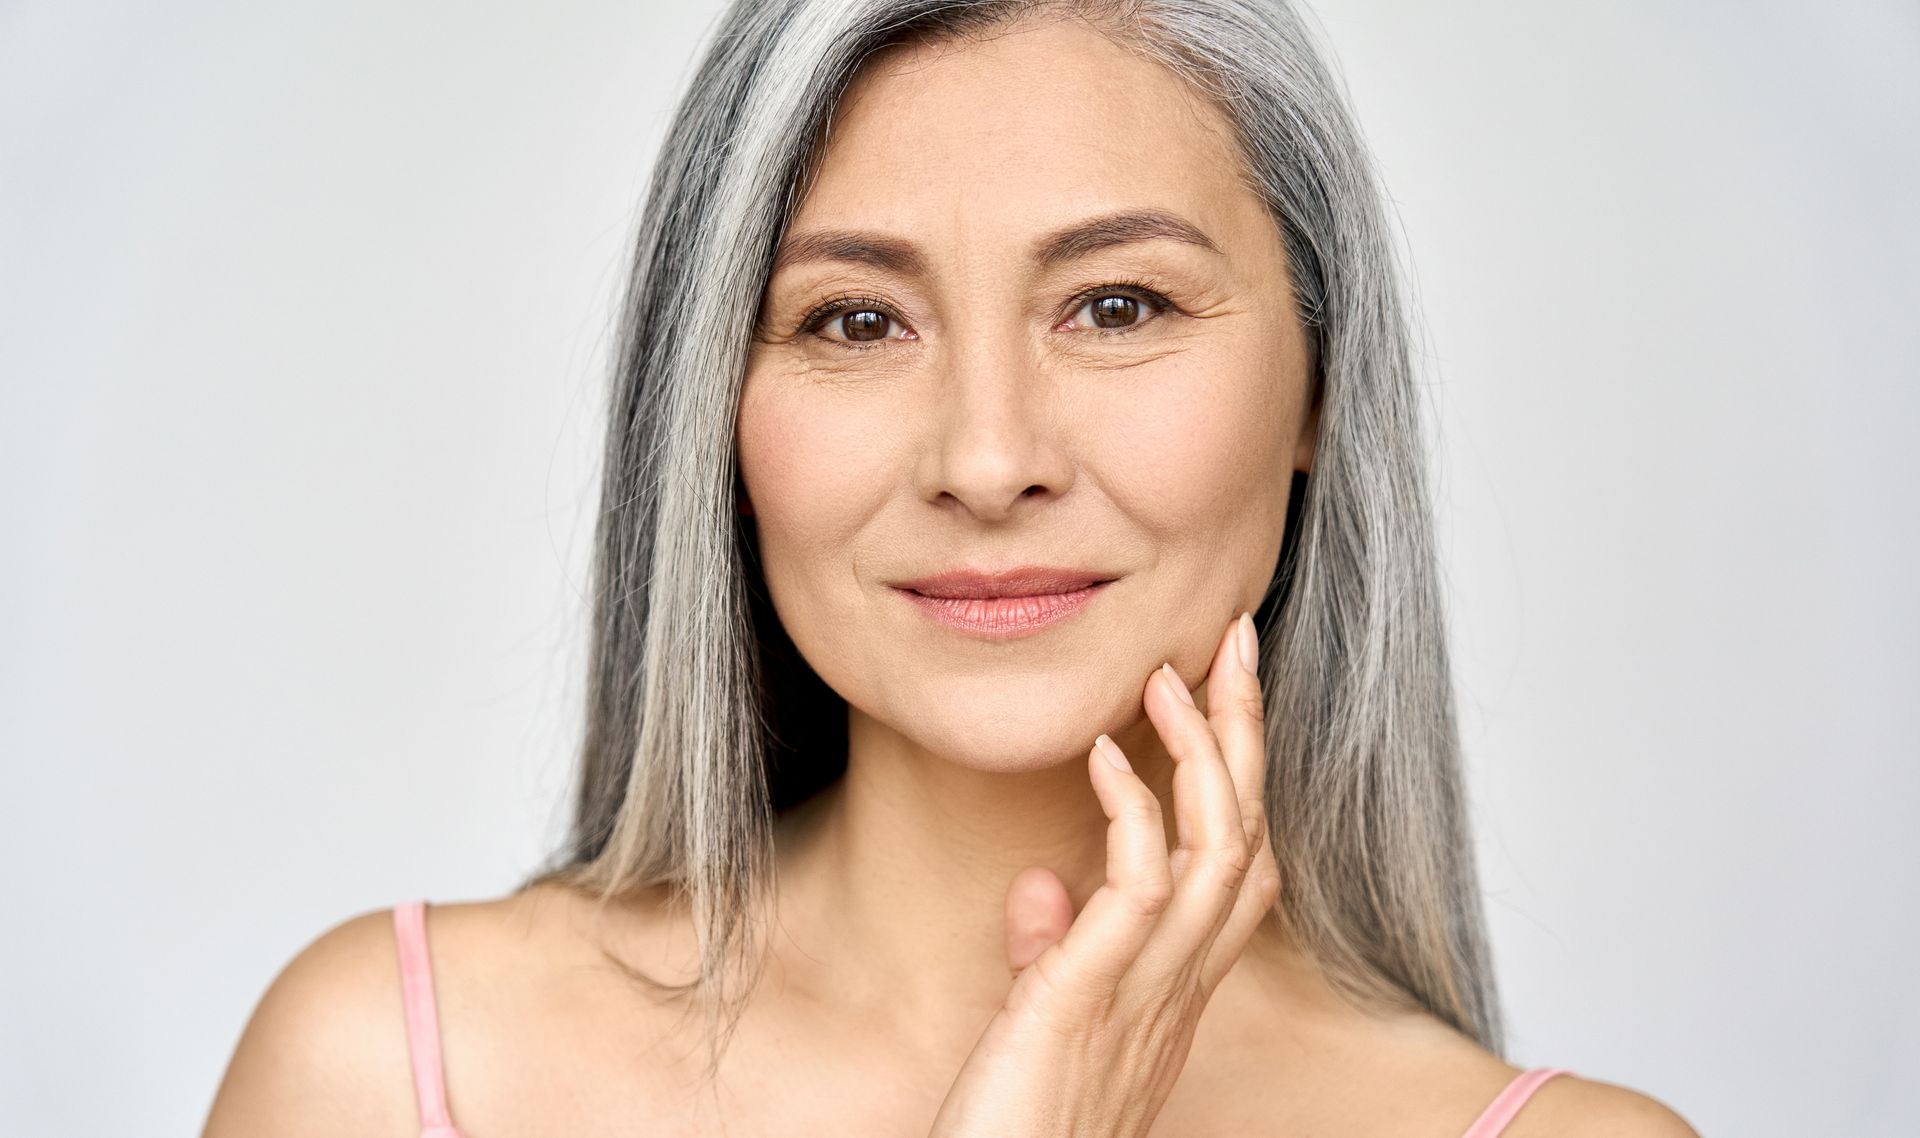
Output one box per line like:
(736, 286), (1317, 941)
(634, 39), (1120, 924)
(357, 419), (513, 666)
(788, 19), (1258, 245)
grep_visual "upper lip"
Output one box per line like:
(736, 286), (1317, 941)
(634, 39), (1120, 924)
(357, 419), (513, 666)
(893, 565), (1116, 599)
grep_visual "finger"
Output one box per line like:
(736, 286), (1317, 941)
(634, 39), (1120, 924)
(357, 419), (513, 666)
(1151, 657), (1243, 867)
(1016, 734), (1173, 1006)
(1129, 639), (1254, 978)
(1196, 611), (1281, 990)
(1004, 866), (1073, 976)
(1206, 612), (1271, 854)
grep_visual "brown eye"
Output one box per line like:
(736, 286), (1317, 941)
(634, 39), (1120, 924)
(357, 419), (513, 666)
(1089, 294), (1139, 329)
(1068, 285), (1170, 334)
(800, 296), (906, 347)
(841, 310), (890, 341)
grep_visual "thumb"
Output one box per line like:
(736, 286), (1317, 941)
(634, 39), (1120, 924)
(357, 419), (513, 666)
(1003, 866), (1074, 977)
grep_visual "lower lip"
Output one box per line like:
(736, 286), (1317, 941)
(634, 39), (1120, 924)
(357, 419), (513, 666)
(896, 581), (1112, 639)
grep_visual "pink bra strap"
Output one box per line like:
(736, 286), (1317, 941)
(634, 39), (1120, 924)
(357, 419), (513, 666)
(1459, 1067), (1575, 1137)
(392, 900), (458, 1135)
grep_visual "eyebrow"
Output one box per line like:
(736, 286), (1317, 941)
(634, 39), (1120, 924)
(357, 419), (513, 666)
(768, 207), (1224, 277)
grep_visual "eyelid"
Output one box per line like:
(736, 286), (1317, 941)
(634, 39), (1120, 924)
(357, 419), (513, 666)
(798, 294), (911, 347)
(1058, 280), (1174, 334)
(797, 280), (1178, 348)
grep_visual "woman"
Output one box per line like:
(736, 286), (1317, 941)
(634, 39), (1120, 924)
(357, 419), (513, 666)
(205, 1), (1700, 1134)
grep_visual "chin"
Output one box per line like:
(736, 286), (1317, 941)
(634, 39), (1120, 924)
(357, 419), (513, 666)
(847, 650), (1151, 771)
(911, 702), (1116, 773)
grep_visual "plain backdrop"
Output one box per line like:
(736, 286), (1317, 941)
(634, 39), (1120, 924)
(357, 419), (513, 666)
(3, 1), (1915, 1134)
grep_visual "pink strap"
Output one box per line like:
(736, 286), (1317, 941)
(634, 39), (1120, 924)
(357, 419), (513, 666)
(1459, 1067), (1575, 1137)
(392, 900), (463, 1138)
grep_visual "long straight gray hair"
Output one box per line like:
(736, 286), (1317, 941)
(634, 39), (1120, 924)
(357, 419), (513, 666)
(521, 0), (1505, 1075)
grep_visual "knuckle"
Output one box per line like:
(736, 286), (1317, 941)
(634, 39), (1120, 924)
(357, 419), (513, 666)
(1207, 842), (1254, 890)
(1121, 796), (1164, 829)
(1237, 690), (1267, 723)
(1240, 801), (1270, 850)
(1124, 873), (1176, 920)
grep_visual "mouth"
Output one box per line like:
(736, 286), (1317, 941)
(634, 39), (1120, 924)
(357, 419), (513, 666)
(893, 565), (1116, 600)
(890, 566), (1117, 639)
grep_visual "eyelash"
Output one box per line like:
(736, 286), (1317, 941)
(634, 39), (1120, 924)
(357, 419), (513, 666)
(796, 278), (1177, 350)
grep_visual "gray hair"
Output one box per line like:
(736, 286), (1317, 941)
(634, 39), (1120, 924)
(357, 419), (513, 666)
(521, 0), (1506, 1076)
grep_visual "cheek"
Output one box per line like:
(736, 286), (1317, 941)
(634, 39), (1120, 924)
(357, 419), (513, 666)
(736, 373), (894, 581)
(1101, 350), (1294, 536)
(737, 370), (912, 724)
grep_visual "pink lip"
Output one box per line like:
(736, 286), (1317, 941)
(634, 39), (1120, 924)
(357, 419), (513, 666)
(890, 566), (1116, 639)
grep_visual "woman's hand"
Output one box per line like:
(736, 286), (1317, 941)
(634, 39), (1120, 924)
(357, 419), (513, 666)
(926, 611), (1281, 1138)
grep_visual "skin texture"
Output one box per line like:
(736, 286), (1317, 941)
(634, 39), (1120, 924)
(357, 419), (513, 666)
(739, 5), (1316, 1019)
(910, 616), (1282, 1135)
(736, 15), (1313, 1128)
(200, 17), (1702, 1138)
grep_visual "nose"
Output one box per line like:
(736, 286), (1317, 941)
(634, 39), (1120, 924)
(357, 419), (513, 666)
(914, 334), (1076, 522)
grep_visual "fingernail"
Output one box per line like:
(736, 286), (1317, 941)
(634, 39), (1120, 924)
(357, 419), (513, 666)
(1095, 733), (1131, 772)
(1236, 612), (1258, 677)
(1162, 662), (1196, 708)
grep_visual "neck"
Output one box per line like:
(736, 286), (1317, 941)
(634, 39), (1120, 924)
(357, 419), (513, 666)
(767, 676), (1305, 1057)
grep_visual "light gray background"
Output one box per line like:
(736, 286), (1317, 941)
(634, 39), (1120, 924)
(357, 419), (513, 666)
(3, 1), (1915, 1135)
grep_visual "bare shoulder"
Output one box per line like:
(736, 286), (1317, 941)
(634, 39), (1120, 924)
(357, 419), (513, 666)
(200, 881), (724, 1138)
(201, 884), (648, 1137)
(1506, 1073), (1702, 1138)
(201, 904), (417, 1138)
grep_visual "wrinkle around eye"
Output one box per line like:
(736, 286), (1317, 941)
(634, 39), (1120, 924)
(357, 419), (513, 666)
(1045, 338), (1193, 373)
(758, 286), (917, 347)
(1060, 290), (1169, 335)
(813, 307), (915, 346)
(758, 268), (1236, 351)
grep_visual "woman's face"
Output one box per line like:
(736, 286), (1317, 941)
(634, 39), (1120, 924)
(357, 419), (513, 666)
(739, 18), (1317, 769)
